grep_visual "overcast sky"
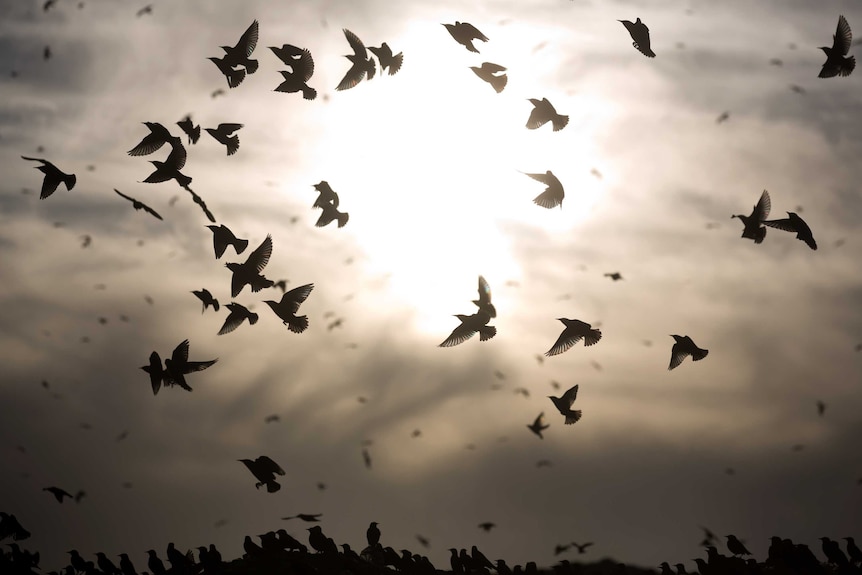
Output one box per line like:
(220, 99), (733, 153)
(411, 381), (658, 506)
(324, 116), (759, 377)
(2, 0), (861, 572)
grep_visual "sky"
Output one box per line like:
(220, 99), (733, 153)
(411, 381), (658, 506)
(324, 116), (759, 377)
(1, 0), (862, 572)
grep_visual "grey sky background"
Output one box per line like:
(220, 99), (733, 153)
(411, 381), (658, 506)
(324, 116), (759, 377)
(1, 0), (861, 572)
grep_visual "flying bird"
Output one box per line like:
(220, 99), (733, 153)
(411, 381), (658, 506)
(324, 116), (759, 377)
(282, 513), (322, 522)
(192, 289), (220, 313)
(731, 189), (771, 244)
(176, 116), (201, 144)
(113, 189), (163, 220)
(763, 212), (817, 250)
(478, 522), (496, 532)
(545, 318), (601, 356)
(225, 235), (275, 297)
(549, 384), (582, 424)
(470, 62), (507, 93)
(439, 312), (496, 347)
(716, 111), (730, 124)
(315, 203), (350, 228)
(817, 400), (826, 416)
(572, 542), (594, 554)
(473, 275), (497, 317)
(368, 43), (403, 75)
(207, 224), (249, 259)
(336, 29), (376, 91)
(312, 180), (340, 208)
(163, 339), (218, 391)
(522, 170), (565, 209)
(668, 335), (708, 370)
(819, 15), (855, 78)
(264, 283), (315, 333)
(136, 4), (153, 17)
(239, 455), (285, 493)
(210, 19), (259, 87)
(218, 302), (259, 335)
(274, 68), (317, 100)
(43, 486), (74, 503)
(128, 122), (177, 156)
(140, 351), (165, 395)
(141, 138), (191, 189)
(443, 21), (489, 53)
(21, 156), (76, 199)
(526, 98), (568, 131)
(619, 18), (656, 57)
(264, 414), (280, 423)
(205, 123), (243, 156)
(527, 412), (549, 438)
(604, 272), (623, 281)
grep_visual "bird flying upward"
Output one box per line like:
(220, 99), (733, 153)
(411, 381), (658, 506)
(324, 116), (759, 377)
(819, 15), (855, 78)
(473, 275), (497, 318)
(549, 384), (582, 424)
(264, 283), (315, 333)
(731, 189), (771, 244)
(522, 170), (565, 209)
(239, 456), (285, 493)
(225, 235), (274, 297)
(443, 21), (489, 53)
(336, 29), (375, 91)
(163, 339), (218, 391)
(368, 43), (403, 76)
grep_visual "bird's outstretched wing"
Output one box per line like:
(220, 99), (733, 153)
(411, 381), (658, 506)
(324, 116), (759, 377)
(171, 339), (190, 365)
(546, 331), (582, 357)
(668, 344), (689, 370)
(754, 190), (771, 222)
(246, 235), (273, 273)
(237, 20), (259, 58)
(439, 324), (477, 347)
(257, 456), (286, 476)
(282, 284), (314, 312)
(762, 218), (794, 232)
(835, 15), (853, 56)
(343, 29), (366, 57)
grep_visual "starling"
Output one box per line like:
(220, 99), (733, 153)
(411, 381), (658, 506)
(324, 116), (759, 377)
(763, 212), (817, 250)
(113, 188), (163, 220)
(282, 513), (322, 522)
(443, 22), (489, 53)
(527, 412), (549, 438)
(43, 486), (74, 503)
(470, 62), (507, 93)
(336, 29), (375, 91)
(274, 68), (317, 100)
(545, 318), (601, 357)
(176, 115), (200, 144)
(731, 189), (771, 244)
(549, 384), (582, 424)
(668, 335), (708, 370)
(725, 535), (751, 556)
(205, 123), (243, 156)
(619, 18), (656, 57)
(572, 542), (593, 554)
(367, 522), (381, 547)
(21, 156), (76, 199)
(368, 43), (403, 75)
(141, 139), (191, 189)
(206, 224), (249, 259)
(218, 302), (258, 335)
(219, 20), (259, 74)
(96, 553), (119, 575)
(478, 522), (496, 532)
(439, 312), (496, 347)
(522, 170), (565, 209)
(526, 98), (568, 131)
(225, 235), (274, 297)
(146, 550), (166, 575)
(264, 283), (314, 333)
(239, 455), (286, 492)
(141, 351), (165, 395)
(192, 289), (220, 313)
(819, 15), (855, 78)
(209, 55), (246, 88)
(163, 339), (218, 391)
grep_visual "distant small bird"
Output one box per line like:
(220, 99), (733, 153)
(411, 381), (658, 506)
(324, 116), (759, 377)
(790, 84), (806, 94)
(763, 212), (817, 250)
(726, 535), (751, 556)
(545, 318), (602, 357)
(264, 283), (314, 333)
(207, 224), (249, 259)
(205, 123), (243, 156)
(526, 98), (568, 131)
(473, 275), (497, 317)
(604, 272), (623, 281)
(43, 486), (74, 503)
(716, 111), (730, 124)
(21, 156), (76, 199)
(177, 115), (201, 144)
(572, 542), (594, 554)
(43, 45), (51, 60)
(80, 234), (92, 248)
(226, 235), (275, 297)
(218, 302), (258, 335)
(192, 289), (220, 313)
(478, 522), (496, 532)
(817, 400), (826, 416)
(163, 339), (218, 391)
(549, 384), (582, 424)
(336, 29), (375, 91)
(264, 414), (280, 423)
(619, 18), (656, 57)
(668, 335), (708, 370)
(368, 43), (403, 75)
(362, 447), (372, 469)
(211, 88), (226, 98)
(315, 203), (349, 228)
(113, 188), (163, 220)
(416, 535), (430, 548)
(554, 544), (570, 556)
(239, 455), (285, 492)
(136, 4), (153, 17)
(470, 62), (507, 93)
(522, 170), (565, 209)
(282, 513), (322, 522)
(527, 412), (549, 438)
(819, 15), (855, 78)
(439, 312), (496, 347)
(732, 189), (771, 244)
(443, 22), (489, 53)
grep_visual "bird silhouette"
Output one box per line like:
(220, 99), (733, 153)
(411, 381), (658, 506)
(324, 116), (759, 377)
(212, 19), (259, 85)
(368, 43), (403, 76)
(21, 156), (76, 199)
(141, 138), (191, 189)
(163, 339), (218, 391)
(549, 384), (582, 424)
(668, 335), (708, 370)
(176, 115), (200, 144)
(604, 272), (623, 281)
(43, 486), (74, 503)
(439, 312), (496, 347)
(312, 180), (340, 208)
(522, 170), (565, 209)
(315, 202), (350, 228)
(473, 275), (497, 317)
(274, 49), (317, 100)
(731, 189), (771, 244)
(140, 351), (165, 395)
(205, 123), (243, 156)
(146, 550), (166, 575)
(225, 235), (275, 297)
(113, 188), (163, 220)
(282, 513), (322, 522)
(207, 224), (249, 259)
(367, 522), (381, 546)
(127, 122), (177, 156)
(716, 111), (730, 124)
(362, 447), (372, 469)
(819, 15), (855, 78)
(136, 4), (152, 17)
(619, 18), (656, 57)
(470, 62), (507, 93)
(209, 55), (246, 88)
(0, 513), (31, 541)
(817, 400), (826, 416)
(443, 22), (488, 53)
(218, 302), (259, 335)
(192, 289), (220, 313)
(264, 283), (314, 333)
(725, 535), (751, 556)
(572, 542), (594, 554)
(239, 455), (285, 492)
(96, 552), (119, 575)
(545, 318), (602, 356)
(307, 525), (337, 553)
(844, 537), (862, 564)
(526, 98), (568, 131)
(527, 412), (549, 438)
(336, 29), (376, 91)
(821, 537), (850, 567)
(763, 212), (817, 250)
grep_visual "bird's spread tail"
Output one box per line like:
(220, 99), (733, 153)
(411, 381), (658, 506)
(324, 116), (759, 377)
(248, 312), (259, 325)
(303, 86), (318, 100)
(552, 114), (569, 131)
(692, 348), (709, 361)
(584, 329), (602, 347)
(64, 174), (77, 191)
(233, 238), (249, 254)
(490, 74), (507, 93)
(228, 68), (246, 88)
(265, 481), (281, 493)
(337, 212), (349, 228)
(565, 410), (582, 425)
(245, 59), (259, 74)
(287, 315), (309, 334)
(478, 325), (496, 342)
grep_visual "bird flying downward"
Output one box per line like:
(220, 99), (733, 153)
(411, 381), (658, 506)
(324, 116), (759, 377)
(473, 275), (497, 318)
(522, 170), (565, 209)
(549, 384), (582, 425)
(336, 29), (375, 91)
(207, 224), (249, 259)
(163, 339), (218, 391)
(526, 98), (569, 131)
(226, 235), (275, 297)
(619, 18), (656, 57)
(763, 212), (817, 250)
(205, 123), (243, 156)
(43, 486), (74, 503)
(668, 335), (708, 370)
(819, 15), (855, 78)
(176, 115), (201, 144)
(218, 302), (259, 335)
(439, 311), (496, 347)
(470, 62), (507, 93)
(113, 189), (163, 220)
(264, 283), (314, 333)
(368, 43), (403, 76)
(527, 412), (549, 439)
(443, 21), (489, 53)
(545, 319), (601, 357)
(21, 156), (76, 199)
(192, 289), (220, 313)
(239, 455), (285, 493)
(731, 189), (771, 244)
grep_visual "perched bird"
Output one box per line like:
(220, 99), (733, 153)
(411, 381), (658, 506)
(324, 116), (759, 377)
(21, 156), (76, 199)
(819, 15), (855, 78)
(726, 535), (751, 556)
(439, 312), (496, 347)
(307, 525), (337, 554)
(146, 550), (166, 575)
(176, 115), (201, 144)
(527, 412), (549, 438)
(368, 42), (403, 75)
(315, 202), (350, 228)
(192, 289), (220, 313)
(336, 29), (376, 91)
(264, 283), (314, 333)
(549, 384), (582, 424)
(218, 302), (258, 335)
(226, 235), (275, 297)
(96, 552), (119, 575)
(821, 537), (850, 567)
(43, 486), (74, 503)
(473, 275), (497, 317)
(443, 21), (489, 53)
(0, 512), (31, 541)
(205, 123), (243, 156)
(545, 318), (602, 357)
(141, 351), (165, 395)
(470, 62), (507, 93)
(763, 212), (817, 250)
(844, 537), (862, 564)
(522, 170), (565, 209)
(367, 522), (381, 547)
(526, 98), (568, 131)
(113, 188), (163, 220)
(478, 522), (496, 532)
(239, 455), (286, 492)
(163, 339), (218, 391)
(207, 224), (249, 259)
(619, 18), (656, 57)
(128, 122), (176, 156)
(731, 189), (771, 244)
(668, 335), (708, 370)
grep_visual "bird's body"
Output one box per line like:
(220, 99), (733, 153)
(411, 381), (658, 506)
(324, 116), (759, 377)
(470, 62), (507, 93)
(192, 289), (220, 313)
(763, 212), (817, 250)
(732, 189), (771, 244)
(264, 283), (314, 333)
(140, 351), (165, 395)
(619, 18), (656, 57)
(275, 69), (317, 100)
(819, 15), (855, 78)
(668, 335), (708, 370)
(225, 235), (274, 297)
(21, 156), (76, 199)
(207, 224), (249, 259)
(205, 123), (243, 156)
(439, 312), (496, 347)
(522, 170), (565, 209)
(113, 188), (163, 220)
(336, 29), (376, 91)
(443, 22), (488, 53)
(141, 139), (191, 189)
(218, 302), (258, 335)
(239, 455), (285, 492)
(526, 98), (568, 131)
(527, 412), (549, 438)
(368, 43), (403, 75)
(217, 20), (259, 79)
(313, 181), (340, 208)
(545, 318), (601, 357)
(726, 535), (751, 556)
(367, 522), (381, 547)
(549, 384), (582, 424)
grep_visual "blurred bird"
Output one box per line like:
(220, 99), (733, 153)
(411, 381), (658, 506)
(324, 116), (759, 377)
(226, 235), (274, 297)
(844, 537), (862, 564)
(478, 522), (496, 532)
(731, 189), (771, 244)
(315, 202), (350, 228)
(163, 339), (218, 391)
(192, 289), (219, 313)
(549, 384), (582, 424)
(136, 4), (152, 17)
(416, 535), (430, 548)
(264, 283), (314, 333)
(522, 170), (565, 209)
(336, 29), (375, 91)
(207, 224), (249, 259)
(470, 62), (507, 93)
(43, 486), (73, 503)
(439, 312), (496, 347)
(525, 98), (568, 131)
(605, 272), (623, 281)
(362, 447), (372, 469)
(668, 335), (708, 370)
(239, 455), (286, 492)
(473, 275), (497, 317)
(128, 122), (176, 156)
(572, 542), (594, 554)
(819, 15), (855, 78)
(264, 414), (280, 423)
(141, 351), (165, 395)
(113, 188), (163, 220)
(545, 318), (601, 357)
(716, 111), (730, 123)
(763, 212), (817, 250)
(817, 400), (826, 416)
(443, 22), (489, 53)
(554, 544), (571, 556)
(282, 513), (322, 522)
(619, 18), (656, 57)
(80, 235), (92, 248)
(176, 115), (201, 144)
(527, 412), (549, 438)
(368, 43), (403, 75)
(726, 535), (751, 556)
(218, 302), (258, 335)
(21, 156), (76, 199)
(0, 512), (31, 541)
(205, 123), (243, 156)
